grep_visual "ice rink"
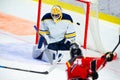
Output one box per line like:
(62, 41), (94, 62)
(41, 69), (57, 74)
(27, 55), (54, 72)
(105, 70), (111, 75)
(0, 0), (120, 80)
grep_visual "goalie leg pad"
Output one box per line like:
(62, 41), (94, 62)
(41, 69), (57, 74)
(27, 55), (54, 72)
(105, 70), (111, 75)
(43, 49), (58, 64)
(32, 45), (63, 64)
(32, 45), (44, 59)
(32, 35), (48, 59)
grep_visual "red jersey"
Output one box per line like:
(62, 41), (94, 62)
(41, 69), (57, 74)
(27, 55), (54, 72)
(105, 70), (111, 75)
(66, 53), (117, 80)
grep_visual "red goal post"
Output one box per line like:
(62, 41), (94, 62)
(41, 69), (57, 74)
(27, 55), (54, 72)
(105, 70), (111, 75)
(35, 0), (42, 44)
(77, 0), (90, 49)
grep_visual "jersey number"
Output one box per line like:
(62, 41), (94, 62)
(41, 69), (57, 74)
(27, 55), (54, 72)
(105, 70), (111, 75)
(74, 59), (82, 65)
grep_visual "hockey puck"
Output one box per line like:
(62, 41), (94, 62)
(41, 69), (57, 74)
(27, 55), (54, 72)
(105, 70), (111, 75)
(76, 22), (80, 25)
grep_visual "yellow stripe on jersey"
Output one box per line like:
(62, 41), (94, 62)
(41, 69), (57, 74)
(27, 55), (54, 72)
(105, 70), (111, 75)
(66, 62), (71, 68)
(65, 32), (76, 39)
(39, 31), (50, 35)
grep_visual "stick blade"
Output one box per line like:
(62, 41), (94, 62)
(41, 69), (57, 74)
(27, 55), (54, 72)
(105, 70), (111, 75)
(37, 71), (49, 74)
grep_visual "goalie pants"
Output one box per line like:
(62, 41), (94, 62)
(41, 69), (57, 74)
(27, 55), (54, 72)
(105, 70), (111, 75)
(38, 35), (71, 50)
(47, 38), (71, 50)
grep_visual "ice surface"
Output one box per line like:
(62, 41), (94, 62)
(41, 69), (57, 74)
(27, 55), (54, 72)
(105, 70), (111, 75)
(0, 30), (120, 80)
(0, 0), (120, 80)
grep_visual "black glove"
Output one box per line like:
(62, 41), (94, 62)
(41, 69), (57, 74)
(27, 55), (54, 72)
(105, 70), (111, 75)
(105, 52), (114, 62)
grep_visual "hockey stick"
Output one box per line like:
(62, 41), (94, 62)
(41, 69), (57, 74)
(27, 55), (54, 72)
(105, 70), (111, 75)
(34, 25), (40, 35)
(108, 33), (120, 61)
(34, 25), (39, 32)
(108, 28), (120, 60)
(112, 34), (120, 53)
(0, 53), (62, 74)
(112, 27), (120, 53)
(98, 31), (120, 71)
(0, 65), (48, 74)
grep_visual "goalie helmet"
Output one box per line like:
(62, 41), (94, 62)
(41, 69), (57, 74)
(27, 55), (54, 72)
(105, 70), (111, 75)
(70, 43), (83, 58)
(51, 5), (62, 22)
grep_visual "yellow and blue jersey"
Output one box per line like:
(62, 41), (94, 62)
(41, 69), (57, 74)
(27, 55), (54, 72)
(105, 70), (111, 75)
(39, 13), (76, 43)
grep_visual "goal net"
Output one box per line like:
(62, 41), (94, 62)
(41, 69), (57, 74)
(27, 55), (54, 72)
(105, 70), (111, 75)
(59, 0), (105, 53)
(75, 0), (105, 53)
(35, 0), (105, 53)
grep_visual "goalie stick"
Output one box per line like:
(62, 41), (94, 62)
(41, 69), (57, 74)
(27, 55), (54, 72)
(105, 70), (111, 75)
(34, 25), (39, 32)
(34, 25), (41, 35)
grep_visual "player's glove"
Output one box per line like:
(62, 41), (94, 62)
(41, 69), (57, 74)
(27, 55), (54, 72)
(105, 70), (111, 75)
(105, 52), (114, 62)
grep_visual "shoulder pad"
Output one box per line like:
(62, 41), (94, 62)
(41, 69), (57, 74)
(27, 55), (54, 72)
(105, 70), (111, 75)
(41, 13), (52, 21)
(62, 13), (73, 22)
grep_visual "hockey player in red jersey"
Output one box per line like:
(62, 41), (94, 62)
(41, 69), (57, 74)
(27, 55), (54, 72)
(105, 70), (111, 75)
(66, 43), (117, 80)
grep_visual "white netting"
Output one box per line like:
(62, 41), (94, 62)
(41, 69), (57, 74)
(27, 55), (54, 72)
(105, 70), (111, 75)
(79, 0), (105, 53)
(60, 0), (105, 53)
